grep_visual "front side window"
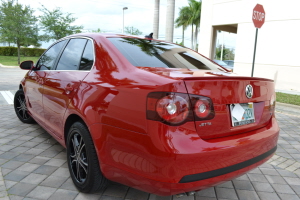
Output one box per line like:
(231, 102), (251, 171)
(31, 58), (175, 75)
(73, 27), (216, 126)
(108, 37), (225, 71)
(36, 40), (67, 70)
(56, 38), (87, 70)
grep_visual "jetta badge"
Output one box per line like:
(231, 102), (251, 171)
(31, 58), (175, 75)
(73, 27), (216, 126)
(245, 84), (253, 98)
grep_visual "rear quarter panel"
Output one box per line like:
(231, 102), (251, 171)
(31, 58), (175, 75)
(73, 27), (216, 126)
(63, 35), (189, 156)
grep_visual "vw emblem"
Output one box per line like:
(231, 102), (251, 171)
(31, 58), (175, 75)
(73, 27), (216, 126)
(245, 84), (253, 98)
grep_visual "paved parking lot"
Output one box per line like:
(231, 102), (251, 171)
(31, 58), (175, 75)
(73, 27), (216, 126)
(0, 102), (299, 200)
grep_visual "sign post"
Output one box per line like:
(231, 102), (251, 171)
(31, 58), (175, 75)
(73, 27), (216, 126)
(251, 4), (265, 77)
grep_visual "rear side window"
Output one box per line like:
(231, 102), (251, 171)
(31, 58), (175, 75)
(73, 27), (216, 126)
(79, 40), (94, 70)
(36, 40), (67, 70)
(108, 37), (224, 71)
(56, 38), (87, 70)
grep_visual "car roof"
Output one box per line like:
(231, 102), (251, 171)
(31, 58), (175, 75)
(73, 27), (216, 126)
(65, 32), (146, 40)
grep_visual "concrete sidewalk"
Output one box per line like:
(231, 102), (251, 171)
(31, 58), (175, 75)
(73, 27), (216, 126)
(0, 104), (299, 200)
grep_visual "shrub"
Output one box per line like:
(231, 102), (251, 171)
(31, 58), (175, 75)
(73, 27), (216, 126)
(0, 46), (46, 57)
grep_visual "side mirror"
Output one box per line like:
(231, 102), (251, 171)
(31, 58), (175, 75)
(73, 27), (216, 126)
(20, 60), (34, 70)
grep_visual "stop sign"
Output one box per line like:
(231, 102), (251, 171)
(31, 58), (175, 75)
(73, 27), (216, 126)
(252, 4), (265, 28)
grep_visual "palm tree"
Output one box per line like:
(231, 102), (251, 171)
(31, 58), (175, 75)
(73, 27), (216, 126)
(175, 6), (190, 46)
(175, 0), (201, 50)
(190, 0), (201, 50)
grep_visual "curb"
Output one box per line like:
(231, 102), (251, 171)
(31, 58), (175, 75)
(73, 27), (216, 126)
(0, 63), (18, 68)
(276, 101), (300, 109)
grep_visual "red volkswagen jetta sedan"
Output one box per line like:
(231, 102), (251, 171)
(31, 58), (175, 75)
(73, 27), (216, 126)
(14, 33), (279, 196)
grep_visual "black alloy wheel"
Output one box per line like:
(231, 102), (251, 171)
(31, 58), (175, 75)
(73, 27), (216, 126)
(69, 132), (88, 183)
(67, 121), (108, 193)
(14, 89), (35, 123)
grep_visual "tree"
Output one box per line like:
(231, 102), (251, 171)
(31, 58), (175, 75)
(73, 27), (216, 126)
(175, 41), (184, 46)
(90, 28), (104, 33)
(189, 0), (201, 50)
(124, 26), (142, 35)
(39, 5), (83, 41)
(175, 6), (190, 46)
(0, 0), (39, 64)
(175, 0), (201, 50)
(215, 45), (235, 60)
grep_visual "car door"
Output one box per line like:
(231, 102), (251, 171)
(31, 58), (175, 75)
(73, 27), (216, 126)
(42, 38), (94, 138)
(25, 40), (67, 123)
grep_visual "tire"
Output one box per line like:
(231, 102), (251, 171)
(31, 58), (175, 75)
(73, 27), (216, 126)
(14, 89), (35, 124)
(67, 121), (108, 193)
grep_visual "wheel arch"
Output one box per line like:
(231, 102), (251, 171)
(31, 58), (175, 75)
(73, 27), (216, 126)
(64, 114), (88, 145)
(64, 114), (108, 192)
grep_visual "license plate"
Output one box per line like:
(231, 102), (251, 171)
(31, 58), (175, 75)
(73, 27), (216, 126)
(230, 103), (255, 127)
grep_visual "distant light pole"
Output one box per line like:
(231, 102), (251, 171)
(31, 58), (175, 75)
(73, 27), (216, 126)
(122, 7), (128, 34)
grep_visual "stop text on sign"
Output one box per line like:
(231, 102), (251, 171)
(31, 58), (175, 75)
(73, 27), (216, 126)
(253, 11), (265, 21)
(252, 4), (265, 28)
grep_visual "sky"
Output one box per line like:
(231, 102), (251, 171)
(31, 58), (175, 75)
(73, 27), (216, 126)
(17, 0), (236, 49)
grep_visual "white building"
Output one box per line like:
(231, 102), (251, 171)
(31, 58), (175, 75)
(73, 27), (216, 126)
(198, 0), (300, 93)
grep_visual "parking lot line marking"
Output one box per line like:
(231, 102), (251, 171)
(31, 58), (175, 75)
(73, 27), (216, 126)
(0, 91), (14, 105)
(6, 90), (14, 101)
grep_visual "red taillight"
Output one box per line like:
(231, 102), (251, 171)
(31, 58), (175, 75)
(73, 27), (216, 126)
(156, 95), (189, 124)
(190, 95), (215, 121)
(194, 99), (210, 118)
(147, 92), (215, 125)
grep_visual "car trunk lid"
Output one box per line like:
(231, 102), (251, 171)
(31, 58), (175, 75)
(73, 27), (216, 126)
(183, 76), (275, 140)
(137, 67), (275, 139)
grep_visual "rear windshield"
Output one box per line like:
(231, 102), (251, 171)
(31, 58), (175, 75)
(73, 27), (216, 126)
(108, 37), (224, 71)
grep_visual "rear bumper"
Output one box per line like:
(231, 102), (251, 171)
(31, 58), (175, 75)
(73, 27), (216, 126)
(90, 117), (279, 196)
(179, 145), (276, 183)
(102, 151), (275, 196)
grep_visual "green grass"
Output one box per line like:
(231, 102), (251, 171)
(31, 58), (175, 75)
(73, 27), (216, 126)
(276, 92), (300, 106)
(0, 56), (39, 66)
